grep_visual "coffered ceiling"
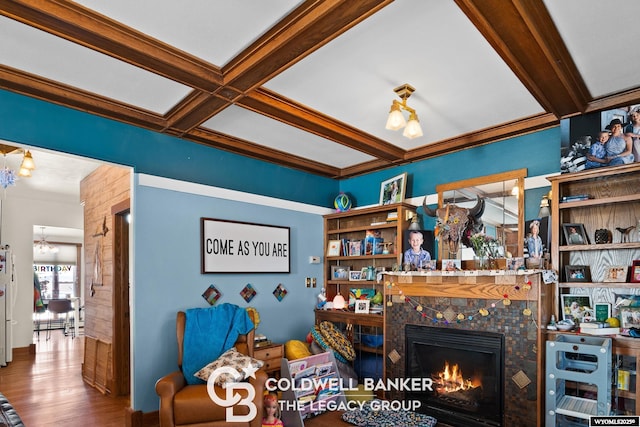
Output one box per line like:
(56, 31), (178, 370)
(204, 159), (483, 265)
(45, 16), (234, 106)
(2, 0), (640, 180)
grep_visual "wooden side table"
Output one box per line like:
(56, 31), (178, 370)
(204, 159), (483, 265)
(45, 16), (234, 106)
(254, 343), (284, 377)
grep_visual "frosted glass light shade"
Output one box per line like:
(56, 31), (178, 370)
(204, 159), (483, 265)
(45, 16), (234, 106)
(333, 294), (346, 310)
(403, 118), (423, 139)
(385, 108), (406, 130)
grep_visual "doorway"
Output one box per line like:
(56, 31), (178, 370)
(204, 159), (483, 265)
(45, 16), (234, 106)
(112, 202), (130, 396)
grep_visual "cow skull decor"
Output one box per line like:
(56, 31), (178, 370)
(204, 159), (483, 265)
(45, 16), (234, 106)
(423, 197), (485, 258)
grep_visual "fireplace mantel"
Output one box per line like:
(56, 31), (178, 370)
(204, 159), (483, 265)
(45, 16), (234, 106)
(384, 270), (543, 301)
(382, 271), (554, 427)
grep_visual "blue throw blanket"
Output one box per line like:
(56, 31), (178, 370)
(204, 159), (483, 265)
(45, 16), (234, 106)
(182, 303), (254, 385)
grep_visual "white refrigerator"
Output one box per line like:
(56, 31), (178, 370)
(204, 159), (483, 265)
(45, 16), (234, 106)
(0, 248), (15, 367)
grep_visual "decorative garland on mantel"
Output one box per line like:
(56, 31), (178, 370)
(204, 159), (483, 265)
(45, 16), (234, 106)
(384, 276), (536, 326)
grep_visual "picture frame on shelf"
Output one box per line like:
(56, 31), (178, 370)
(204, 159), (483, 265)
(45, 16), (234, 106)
(348, 240), (362, 256)
(560, 294), (593, 322)
(330, 266), (350, 280)
(594, 302), (612, 322)
(564, 265), (591, 282)
(354, 299), (370, 314)
(631, 260), (640, 283)
(349, 270), (364, 281)
(379, 172), (407, 205)
(326, 240), (341, 257)
(603, 265), (628, 283)
(441, 259), (461, 271)
(620, 307), (640, 329)
(562, 223), (589, 245)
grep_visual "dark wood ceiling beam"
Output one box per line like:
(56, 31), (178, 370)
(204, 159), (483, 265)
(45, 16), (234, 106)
(0, 0), (222, 92)
(586, 88), (640, 115)
(240, 88), (405, 161)
(455, 0), (590, 117)
(0, 65), (166, 130)
(187, 128), (341, 178)
(223, 0), (393, 92)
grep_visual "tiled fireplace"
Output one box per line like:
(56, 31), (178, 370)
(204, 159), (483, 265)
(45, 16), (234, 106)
(384, 272), (551, 427)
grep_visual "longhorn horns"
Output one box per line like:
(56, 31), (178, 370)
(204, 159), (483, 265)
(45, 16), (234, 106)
(422, 196), (484, 217)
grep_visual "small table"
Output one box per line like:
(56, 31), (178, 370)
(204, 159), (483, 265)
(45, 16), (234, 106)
(254, 343), (284, 376)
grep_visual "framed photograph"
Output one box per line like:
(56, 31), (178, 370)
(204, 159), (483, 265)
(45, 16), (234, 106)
(507, 257), (524, 271)
(354, 299), (370, 314)
(564, 265), (591, 282)
(326, 240), (341, 257)
(402, 229), (435, 270)
(348, 240), (362, 256)
(620, 307), (640, 329)
(631, 260), (640, 283)
(441, 259), (461, 271)
(379, 172), (407, 205)
(594, 302), (612, 322)
(349, 270), (364, 281)
(561, 294), (593, 322)
(330, 266), (350, 280)
(604, 265), (628, 282)
(562, 223), (588, 245)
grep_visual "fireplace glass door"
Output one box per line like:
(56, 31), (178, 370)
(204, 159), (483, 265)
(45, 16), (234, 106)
(406, 325), (504, 427)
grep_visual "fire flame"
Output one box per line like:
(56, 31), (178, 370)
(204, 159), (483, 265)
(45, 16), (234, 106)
(435, 361), (480, 393)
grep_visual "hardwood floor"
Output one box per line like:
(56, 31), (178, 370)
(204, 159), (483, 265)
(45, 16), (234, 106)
(0, 330), (134, 426)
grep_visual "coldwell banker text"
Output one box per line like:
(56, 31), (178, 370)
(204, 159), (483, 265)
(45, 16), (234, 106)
(202, 218), (290, 273)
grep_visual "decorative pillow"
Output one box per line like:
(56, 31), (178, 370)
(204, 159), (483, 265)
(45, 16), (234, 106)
(285, 340), (312, 361)
(194, 347), (264, 386)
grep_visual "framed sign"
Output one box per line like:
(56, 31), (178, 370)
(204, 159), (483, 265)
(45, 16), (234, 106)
(201, 218), (290, 273)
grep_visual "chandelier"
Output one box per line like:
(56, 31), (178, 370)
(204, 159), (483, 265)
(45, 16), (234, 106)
(34, 227), (59, 254)
(385, 83), (424, 139)
(0, 143), (36, 189)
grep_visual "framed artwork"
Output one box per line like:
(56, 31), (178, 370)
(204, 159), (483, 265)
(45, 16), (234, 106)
(631, 260), (640, 283)
(326, 240), (341, 257)
(348, 240), (362, 256)
(330, 266), (350, 280)
(349, 270), (364, 281)
(272, 284), (288, 302)
(620, 307), (640, 329)
(201, 218), (290, 273)
(379, 172), (407, 205)
(604, 265), (628, 282)
(564, 265), (591, 282)
(402, 229), (435, 270)
(507, 257), (524, 271)
(562, 223), (588, 245)
(201, 284), (221, 306)
(441, 259), (461, 271)
(354, 299), (370, 314)
(240, 283), (257, 303)
(561, 294), (593, 322)
(594, 302), (612, 322)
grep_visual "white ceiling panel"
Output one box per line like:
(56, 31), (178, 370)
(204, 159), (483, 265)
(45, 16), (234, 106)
(265, 0), (543, 150)
(202, 105), (374, 168)
(73, 0), (303, 66)
(0, 15), (191, 114)
(544, 0), (640, 97)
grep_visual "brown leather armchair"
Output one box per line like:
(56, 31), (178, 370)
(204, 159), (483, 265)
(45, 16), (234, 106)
(155, 311), (267, 427)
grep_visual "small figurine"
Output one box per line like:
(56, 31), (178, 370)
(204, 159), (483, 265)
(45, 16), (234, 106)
(262, 393), (283, 427)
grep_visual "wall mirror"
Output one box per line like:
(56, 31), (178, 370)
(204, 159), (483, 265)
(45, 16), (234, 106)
(435, 168), (526, 260)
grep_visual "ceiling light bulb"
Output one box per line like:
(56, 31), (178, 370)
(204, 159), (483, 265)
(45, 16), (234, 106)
(385, 103), (406, 130)
(18, 167), (31, 177)
(403, 113), (423, 139)
(50, 246), (59, 254)
(21, 150), (35, 170)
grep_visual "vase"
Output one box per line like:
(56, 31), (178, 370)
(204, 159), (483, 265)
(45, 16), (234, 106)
(474, 255), (488, 270)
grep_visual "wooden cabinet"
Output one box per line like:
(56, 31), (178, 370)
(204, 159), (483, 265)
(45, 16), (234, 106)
(323, 202), (416, 302)
(547, 163), (640, 416)
(254, 343), (284, 377)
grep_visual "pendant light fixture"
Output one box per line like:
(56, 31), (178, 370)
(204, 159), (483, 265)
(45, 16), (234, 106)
(34, 227), (59, 254)
(385, 83), (424, 139)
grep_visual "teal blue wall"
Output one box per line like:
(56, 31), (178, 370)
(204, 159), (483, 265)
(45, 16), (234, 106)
(0, 88), (560, 413)
(0, 90), (338, 206)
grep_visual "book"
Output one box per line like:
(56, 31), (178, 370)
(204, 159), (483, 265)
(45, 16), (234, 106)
(579, 321), (607, 329)
(579, 327), (620, 335)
